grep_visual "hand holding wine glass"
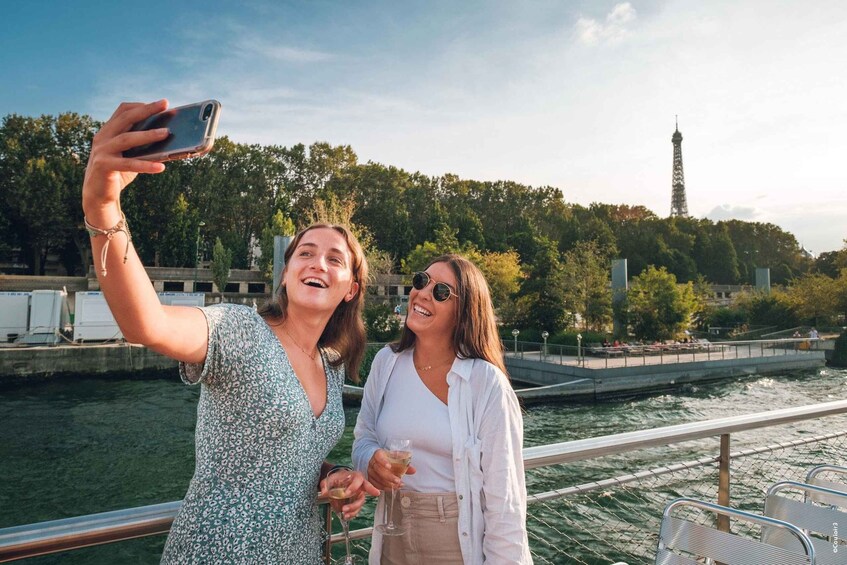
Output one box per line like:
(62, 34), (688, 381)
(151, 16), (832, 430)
(366, 447), (417, 491)
(324, 469), (357, 565)
(374, 438), (413, 536)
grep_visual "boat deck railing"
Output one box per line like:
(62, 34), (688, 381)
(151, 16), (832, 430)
(3, 399), (847, 563)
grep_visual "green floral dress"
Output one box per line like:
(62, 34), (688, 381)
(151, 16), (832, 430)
(161, 304), (345, 564)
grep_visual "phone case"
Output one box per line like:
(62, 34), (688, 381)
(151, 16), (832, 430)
(123, 100), (222, 161)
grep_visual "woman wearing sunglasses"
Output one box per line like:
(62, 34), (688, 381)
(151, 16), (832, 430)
(353, 255), (532, 564)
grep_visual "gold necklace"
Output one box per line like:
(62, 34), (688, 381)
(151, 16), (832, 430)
(282, 325), (318, 361)
(414, 357), (454, 372)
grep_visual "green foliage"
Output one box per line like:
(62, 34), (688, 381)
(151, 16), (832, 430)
(702, 305), (747, 332)
(0, 107), (827, 315)
(0, 112), (96, 274)
(622, 266), (698, 341)
(785, 272), (839, 327)
(211, 237), (233, 297)
(159, 194), (198, 267)
(513, 236), (569, 333)
(734, 289), (799, 328)
(560, 240), (613, 331)
(363, 303), (403, 343)
(356, 342), (387, 384)
(258, 209), (296, 280)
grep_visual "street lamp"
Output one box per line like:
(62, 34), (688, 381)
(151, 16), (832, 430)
(194, 221), (205, 291)
(577, 333), (583, 366)
(541, 331), (549, 361)
(511, 329), (520, 355)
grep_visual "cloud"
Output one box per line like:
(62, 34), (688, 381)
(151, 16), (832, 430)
(705, 204), (760, 221)
(575, 3), (637, 46)
(233, 37), (334, 63)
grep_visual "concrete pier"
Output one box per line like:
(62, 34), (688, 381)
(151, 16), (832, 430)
(505, 350), (826, 402)
(0, 343), (177, 382)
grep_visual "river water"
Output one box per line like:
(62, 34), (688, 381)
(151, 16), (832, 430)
(2, 366), (846, 564)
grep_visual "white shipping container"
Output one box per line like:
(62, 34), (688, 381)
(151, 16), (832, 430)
(29, 290), (68, 334)
(158, 292), (205, 308)
(0, 292), (30, 341)
(73, 292), (123, 342)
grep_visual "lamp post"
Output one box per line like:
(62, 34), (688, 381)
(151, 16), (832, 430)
(511, 329), (520, 356)
(577, 333), (583, 366)
(194, 221), (205, 291)
(541, 331), (549, 361)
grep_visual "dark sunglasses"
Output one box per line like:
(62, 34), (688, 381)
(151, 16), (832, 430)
(412, 271), (457, 302)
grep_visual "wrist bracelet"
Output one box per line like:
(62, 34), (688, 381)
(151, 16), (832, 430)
(84, 212), (132, 277)
(327, 465), (353, 475)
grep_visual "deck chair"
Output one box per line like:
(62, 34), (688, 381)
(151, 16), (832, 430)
(656, 497), (815, 564)
(764, 481), (847, 564)
(806, 465), (847, 498)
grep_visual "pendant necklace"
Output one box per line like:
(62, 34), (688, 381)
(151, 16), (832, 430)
(282, 325), (318, 361)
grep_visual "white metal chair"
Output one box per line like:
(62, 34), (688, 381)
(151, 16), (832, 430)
(656, 497), (816, 564)
(763, 481), (847, 564)
(806, 465), (847, 498)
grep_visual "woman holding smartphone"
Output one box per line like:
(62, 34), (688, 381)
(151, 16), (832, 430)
(82, 100), (378, 564)
(353, 255), (533, 564)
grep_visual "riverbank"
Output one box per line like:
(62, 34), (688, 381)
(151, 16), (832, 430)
(0, 341), (829, 400)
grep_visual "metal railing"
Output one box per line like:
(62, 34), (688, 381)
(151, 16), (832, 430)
(505, 337), (826, 369)
(3, 400), (847, 563)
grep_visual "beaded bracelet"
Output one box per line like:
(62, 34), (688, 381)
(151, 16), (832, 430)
(84, 213), (132, 277)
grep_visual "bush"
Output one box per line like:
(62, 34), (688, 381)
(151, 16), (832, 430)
(355, 342), (387, 385)
(364, 303), (402, 343)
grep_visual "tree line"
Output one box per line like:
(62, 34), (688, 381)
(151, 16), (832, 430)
(2, 111), (846, 340)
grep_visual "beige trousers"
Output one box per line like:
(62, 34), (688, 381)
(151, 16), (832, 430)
(381, 491), (464, 565)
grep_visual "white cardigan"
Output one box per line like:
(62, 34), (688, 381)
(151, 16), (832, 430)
(352, 346), (533, 564)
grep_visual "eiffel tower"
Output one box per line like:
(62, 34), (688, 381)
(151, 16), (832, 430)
(670, 117), (689, 217)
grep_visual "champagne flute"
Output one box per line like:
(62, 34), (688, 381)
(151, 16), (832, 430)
(375, 438), (413, 536)
(326, 468), (356, 565)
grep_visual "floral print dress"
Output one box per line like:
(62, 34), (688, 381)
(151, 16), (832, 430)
(160, 304), (345, 564)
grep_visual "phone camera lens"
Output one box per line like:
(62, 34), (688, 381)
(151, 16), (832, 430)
(202, 104), (212, 121)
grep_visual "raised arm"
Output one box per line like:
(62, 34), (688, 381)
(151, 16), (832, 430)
(82, 100), (208, 363)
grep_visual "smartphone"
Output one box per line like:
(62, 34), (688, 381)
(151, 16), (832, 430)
(123, 100), (222, 161)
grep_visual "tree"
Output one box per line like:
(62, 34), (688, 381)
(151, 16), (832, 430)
(513, 236), (568, 334)
(623, 266), (698, 341)
(401, 225), (462, 273)
(473, 249), (522, 310)
(258, 209), (296, 280)
(0, 113), (96, 274)
(211, 237), (233, 300)
(560, 240), (612, 331)
(836, 269), (847, 324)
(733, 288), (799, 329)
(785, 272), (839, 327)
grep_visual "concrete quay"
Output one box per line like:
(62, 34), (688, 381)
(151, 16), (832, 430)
(1, 341), (828, 403)
(0, 343), (177, 383)
(505, 349), (826, 402)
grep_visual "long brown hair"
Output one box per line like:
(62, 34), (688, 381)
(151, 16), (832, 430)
(393, 254), (507, 375)
(258, 223), (368, 381)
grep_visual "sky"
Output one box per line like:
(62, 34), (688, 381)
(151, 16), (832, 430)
(2, 0), (846, 253)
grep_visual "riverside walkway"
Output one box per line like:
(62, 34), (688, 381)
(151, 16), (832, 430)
(502, 338), (827, 401)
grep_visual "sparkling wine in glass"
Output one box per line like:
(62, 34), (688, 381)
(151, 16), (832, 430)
(376, 438), (412, 537)
(326, 468), (356, 565)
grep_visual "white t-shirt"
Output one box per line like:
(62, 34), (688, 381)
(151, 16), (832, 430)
(375, 349), (455, 492)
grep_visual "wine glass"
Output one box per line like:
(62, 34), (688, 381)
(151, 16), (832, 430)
(375, 438), (413, 537)
(326, 468), (356, 565)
